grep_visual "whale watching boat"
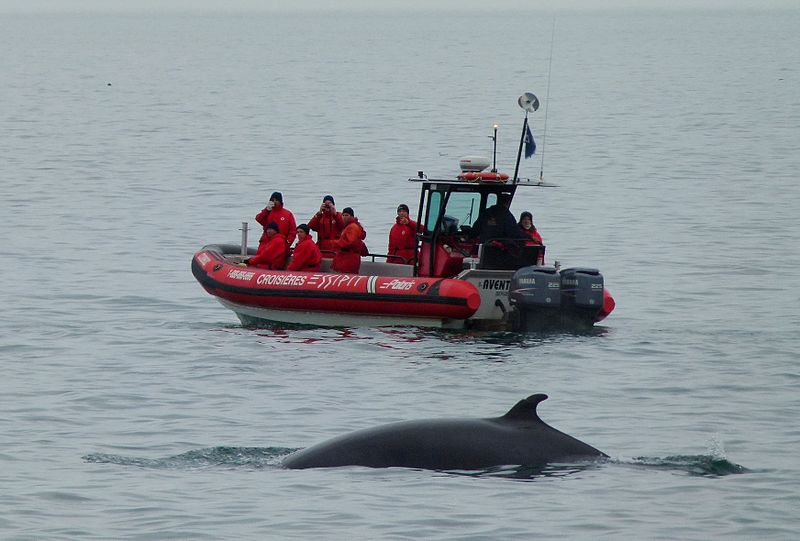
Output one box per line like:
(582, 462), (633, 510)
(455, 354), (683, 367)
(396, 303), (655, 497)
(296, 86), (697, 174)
(192, 93), (615, 330)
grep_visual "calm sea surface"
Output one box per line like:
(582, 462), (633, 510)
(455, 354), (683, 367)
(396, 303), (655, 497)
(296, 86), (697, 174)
(2, 7), (799, 540)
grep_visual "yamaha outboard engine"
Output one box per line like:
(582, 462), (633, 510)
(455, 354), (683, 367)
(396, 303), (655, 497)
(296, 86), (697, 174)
(559, 267), (604, 326)
(509, 266), (561, 331)
(509, 266), (605, 330)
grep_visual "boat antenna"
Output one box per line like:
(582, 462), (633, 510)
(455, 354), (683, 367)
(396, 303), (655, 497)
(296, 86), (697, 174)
(539, 18), (556, 182)
(490, 124), (499, 172)
(513, 92), (539, 184)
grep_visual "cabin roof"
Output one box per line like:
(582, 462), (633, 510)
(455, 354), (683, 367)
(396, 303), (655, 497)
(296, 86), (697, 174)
(408, 177), (552, 189)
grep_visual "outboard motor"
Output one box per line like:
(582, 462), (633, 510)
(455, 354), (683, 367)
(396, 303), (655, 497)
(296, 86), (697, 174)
(560, 267), (604, 326)
(509, 266), (561, 331)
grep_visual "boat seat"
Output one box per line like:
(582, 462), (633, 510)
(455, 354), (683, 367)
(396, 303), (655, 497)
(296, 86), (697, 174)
(277, 256), (332, 273)
(292, 257), (412, 277)
(359, 260), (415, 277)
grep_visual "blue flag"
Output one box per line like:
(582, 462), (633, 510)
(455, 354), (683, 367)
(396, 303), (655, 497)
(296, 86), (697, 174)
(524, 123), (536, 158)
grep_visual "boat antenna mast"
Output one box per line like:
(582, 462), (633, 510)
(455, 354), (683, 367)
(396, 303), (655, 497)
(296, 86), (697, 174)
(512, 92), (540, 184)
(539, 18), (556, 182)
(489, 124), (499, 172)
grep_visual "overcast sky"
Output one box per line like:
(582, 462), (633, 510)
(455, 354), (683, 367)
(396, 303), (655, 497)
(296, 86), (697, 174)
(1, 0), (798, 13)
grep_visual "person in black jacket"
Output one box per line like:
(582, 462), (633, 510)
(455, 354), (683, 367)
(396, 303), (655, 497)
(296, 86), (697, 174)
(471, 194), (527, 244)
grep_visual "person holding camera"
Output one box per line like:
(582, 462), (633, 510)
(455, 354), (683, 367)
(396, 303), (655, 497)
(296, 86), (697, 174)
(308, 194), (344, 255)
(255, 192), (297, 250)
(388, 203), (418, 265)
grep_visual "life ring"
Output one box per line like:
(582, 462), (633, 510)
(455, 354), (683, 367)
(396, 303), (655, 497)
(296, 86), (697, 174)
(459, 172), (510, 182)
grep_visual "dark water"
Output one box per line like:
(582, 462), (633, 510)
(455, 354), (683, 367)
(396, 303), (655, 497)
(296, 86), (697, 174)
(2, 7), (799, 540)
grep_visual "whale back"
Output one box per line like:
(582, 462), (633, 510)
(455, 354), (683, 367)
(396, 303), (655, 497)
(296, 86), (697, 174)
(283, 394), (606, 470)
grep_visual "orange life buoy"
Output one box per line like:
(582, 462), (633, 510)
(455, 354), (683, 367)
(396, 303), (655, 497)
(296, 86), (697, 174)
(459, 172), (510, 182)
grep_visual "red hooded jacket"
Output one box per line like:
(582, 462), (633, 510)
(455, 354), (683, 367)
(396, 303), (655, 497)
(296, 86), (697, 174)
(248, 233), (288, 270)
(331, 219), (367, 274)
(521, 226), (543, 245)
(388, 217), (418, 264)
(287, 236), (322, 272)
(256, 203), (297, 246)
(308, 209), (344, 254)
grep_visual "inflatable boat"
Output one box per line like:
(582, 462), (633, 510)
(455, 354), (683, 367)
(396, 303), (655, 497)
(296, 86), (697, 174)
(192, 93), (615, 330)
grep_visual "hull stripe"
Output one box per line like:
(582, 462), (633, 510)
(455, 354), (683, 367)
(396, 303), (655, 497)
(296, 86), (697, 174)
(192, 259), (469, 307)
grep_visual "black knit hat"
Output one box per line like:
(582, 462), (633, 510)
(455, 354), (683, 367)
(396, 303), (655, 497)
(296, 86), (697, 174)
(323, 194), (335, 204)
(342, 207), (354, 216)
(397, 203), (410, 213)
(270, 192), (283, 204)
(297, 223), (310, 235)
(266, 221), (280, 231)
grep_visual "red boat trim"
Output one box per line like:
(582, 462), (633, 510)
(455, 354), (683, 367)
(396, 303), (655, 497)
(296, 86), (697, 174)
(191, 259), (471, 308)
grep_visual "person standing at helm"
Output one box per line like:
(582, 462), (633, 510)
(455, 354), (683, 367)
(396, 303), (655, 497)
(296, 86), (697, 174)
(308, 194), (343, 254)
(388, 203), (418, 265)
(255, 191), (297, 251)
(471, 193), (526, 244)
(332, 207), (367, 274)
(287, 224), (322, 272)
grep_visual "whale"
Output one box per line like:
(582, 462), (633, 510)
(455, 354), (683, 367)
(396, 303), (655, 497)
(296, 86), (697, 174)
(282, 394), (607, 470)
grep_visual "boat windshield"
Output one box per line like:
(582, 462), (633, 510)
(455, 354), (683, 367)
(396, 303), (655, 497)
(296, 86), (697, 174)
(425, 190), (499, 233)
(446, 192), (489, 229)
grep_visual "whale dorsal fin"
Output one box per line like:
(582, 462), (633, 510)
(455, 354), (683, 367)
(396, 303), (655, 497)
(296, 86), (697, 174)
(501, 393), (548, 422)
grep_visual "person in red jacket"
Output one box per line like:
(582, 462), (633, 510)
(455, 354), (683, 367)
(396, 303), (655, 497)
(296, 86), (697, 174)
(245, 222), (288, 269)
(307, 194), (343, 255)
(388, 203), (418, 265)
(287, 224), (322, 272)
(331, 207), (367, 274)
(518, 211), (543, 245)
(255, 192), (297, 251)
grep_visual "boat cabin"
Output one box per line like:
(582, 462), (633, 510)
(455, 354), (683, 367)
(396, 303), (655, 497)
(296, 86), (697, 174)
(410, 174), (546, 278)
